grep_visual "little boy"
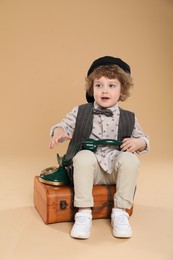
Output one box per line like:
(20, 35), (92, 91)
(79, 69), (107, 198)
(49, 56), (149, 239)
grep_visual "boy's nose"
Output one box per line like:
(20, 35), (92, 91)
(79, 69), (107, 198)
(101, 86), (108, 93)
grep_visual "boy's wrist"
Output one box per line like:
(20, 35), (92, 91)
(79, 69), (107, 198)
(137, 138), (147, 152)
(53, 127), (64, 136)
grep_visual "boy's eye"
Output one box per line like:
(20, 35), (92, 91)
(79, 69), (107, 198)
(94, 84), (101, 88)
(109, 84), (116, 88)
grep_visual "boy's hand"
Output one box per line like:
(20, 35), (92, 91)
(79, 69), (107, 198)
(120, 138), (146, 153)
(49, 127), (72, 149)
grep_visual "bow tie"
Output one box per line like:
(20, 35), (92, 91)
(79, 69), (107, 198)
(93, 107), (113, 117)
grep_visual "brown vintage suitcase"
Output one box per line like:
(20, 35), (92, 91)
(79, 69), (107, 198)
(34, 176), (133, 224)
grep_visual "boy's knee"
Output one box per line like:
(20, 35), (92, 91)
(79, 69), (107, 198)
(73, 150), (98, 182)
(73, 150), (97, 166)
(116, 152), (140, 170)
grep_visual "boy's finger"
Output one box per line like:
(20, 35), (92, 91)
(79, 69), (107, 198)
(49, 142), (53, 149)
(49, 140), (56, 149)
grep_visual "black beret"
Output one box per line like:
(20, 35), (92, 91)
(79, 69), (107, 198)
(87, 56), (131, 76)
(86, 56), (131, 103)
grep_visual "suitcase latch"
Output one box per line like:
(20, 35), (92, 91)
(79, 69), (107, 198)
(60, 200), (68, 209)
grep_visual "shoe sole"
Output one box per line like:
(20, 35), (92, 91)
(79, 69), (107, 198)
(71, 232), (90, 239)
(112, 231), (132, 238)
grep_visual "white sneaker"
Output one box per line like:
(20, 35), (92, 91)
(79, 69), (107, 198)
(71, 211), (92, 239)
(111, 208), (132, 238)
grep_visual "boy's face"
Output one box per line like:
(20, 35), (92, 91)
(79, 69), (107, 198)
(93, 76), (121, 108)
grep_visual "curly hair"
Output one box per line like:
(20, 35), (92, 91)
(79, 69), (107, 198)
(85, 65), (133, 101)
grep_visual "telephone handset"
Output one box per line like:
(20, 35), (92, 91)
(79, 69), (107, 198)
(79, 138), (122, 152)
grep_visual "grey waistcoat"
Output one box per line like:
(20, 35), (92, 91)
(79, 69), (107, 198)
(65, 103), (135, 161)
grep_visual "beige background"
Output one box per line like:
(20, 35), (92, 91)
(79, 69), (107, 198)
(0, 0), (173, 260)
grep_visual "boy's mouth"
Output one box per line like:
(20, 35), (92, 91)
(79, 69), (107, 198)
(101, 97), (110, 100)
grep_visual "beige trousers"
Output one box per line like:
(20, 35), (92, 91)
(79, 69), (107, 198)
(73, 150), (140, 209)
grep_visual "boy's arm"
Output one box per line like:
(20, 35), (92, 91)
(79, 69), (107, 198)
(49, 106), (78, 149)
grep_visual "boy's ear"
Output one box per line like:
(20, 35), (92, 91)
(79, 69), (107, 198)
(118, 93), (122, 101)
